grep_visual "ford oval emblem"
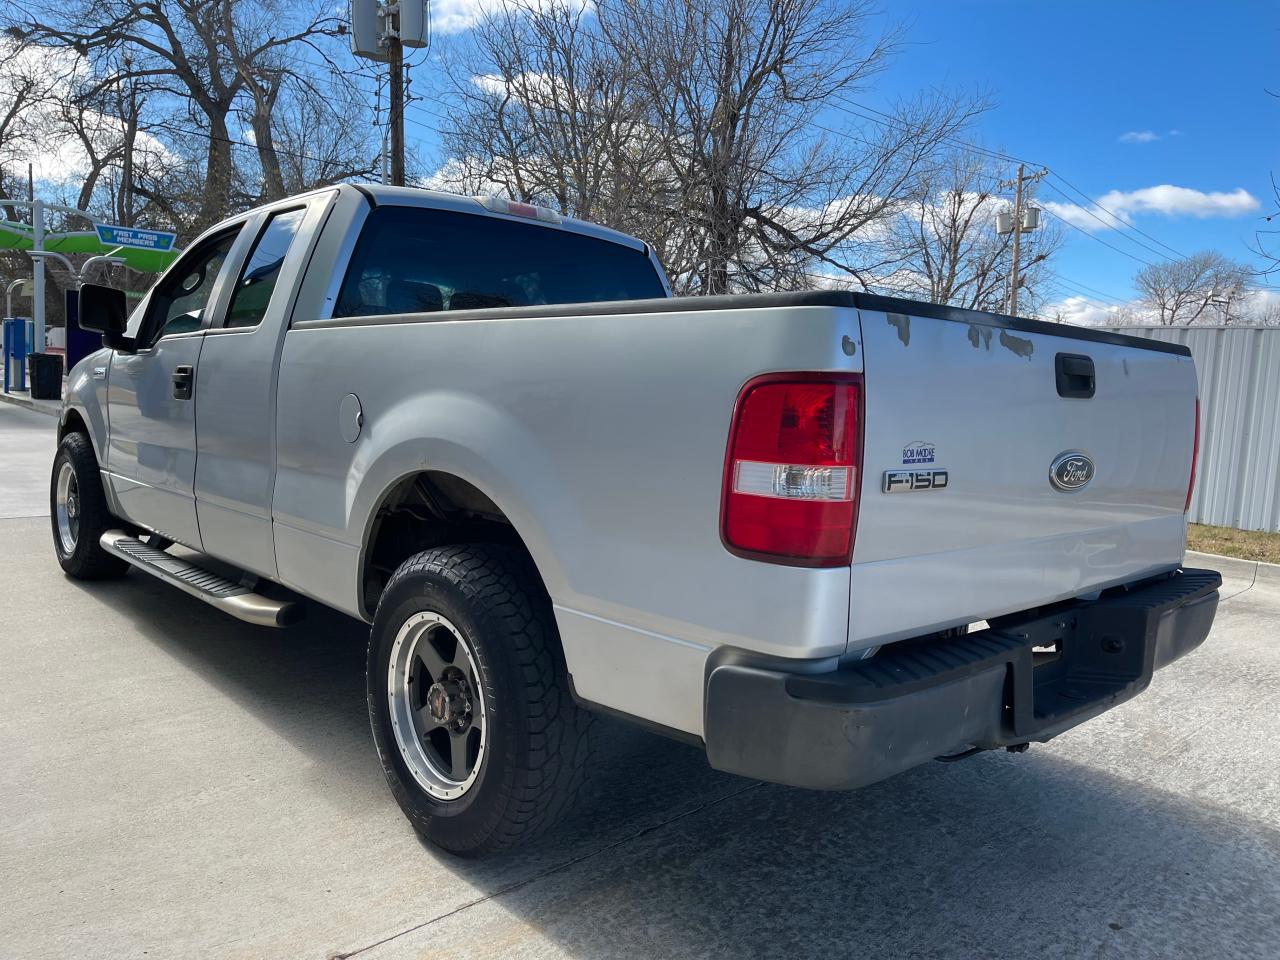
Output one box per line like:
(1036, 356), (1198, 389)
(1050, 452), (1094, 491)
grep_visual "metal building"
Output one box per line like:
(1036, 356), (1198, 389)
(1099, 325), (1280, 532)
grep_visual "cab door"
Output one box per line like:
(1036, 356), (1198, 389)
(192, 194), (331, 577)
(105, 227), (244, 547)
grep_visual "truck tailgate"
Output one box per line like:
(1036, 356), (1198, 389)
(849, 303), (1197, 651)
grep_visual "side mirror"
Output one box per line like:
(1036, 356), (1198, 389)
(77, 283), (133, 351)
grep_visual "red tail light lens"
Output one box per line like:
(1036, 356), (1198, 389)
(721, 374), (863, 565)
(1185, 397), (1199, 513)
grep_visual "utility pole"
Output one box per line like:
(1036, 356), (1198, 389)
(996, 164), (1048, 316)
(350, 1), (428, 188)
(387, 31), (405, 186)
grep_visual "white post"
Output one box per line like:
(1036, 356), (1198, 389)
(32, 198), (45, 353)
(5, 278), (26, 318)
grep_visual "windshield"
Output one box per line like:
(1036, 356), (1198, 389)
(334, 205), (665, 318)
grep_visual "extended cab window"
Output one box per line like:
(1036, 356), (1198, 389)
(224, 207), (307, 328)
(333, 205), (665, 318)
(131, 230), (238, 344)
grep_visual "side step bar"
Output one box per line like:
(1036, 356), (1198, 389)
(100, 530), (302, 628)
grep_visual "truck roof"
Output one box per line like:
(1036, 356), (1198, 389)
(345, 183), (649, 254)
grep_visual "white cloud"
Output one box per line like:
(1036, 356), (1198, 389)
(471, 71), (561, 101)
(1117, 128), (1184, 144)
(1041, 200), (1112, 230)
(0, 39), (175, 189)
(1104, 185), (1259, 218)
(1042, 288), (1280, 328)
(433, 0), (592, 33)
(1043, 185), (1260, 232)
(1040, 295), (1141, 326)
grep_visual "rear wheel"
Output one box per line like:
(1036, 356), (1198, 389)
(50, 432), (128, 580)
(368, 544), (591, 856)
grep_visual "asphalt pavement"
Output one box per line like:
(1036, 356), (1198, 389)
(2, 401), (1278, 960)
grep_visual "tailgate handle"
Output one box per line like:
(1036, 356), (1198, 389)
(1055, 353), (1095, 399)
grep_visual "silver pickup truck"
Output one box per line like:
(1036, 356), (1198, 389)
(54, 184), (1220, 855)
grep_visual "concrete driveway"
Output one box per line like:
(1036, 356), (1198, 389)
(2, 401), (1278, 959)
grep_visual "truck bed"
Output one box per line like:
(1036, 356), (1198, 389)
(276, 289), (1195, 736)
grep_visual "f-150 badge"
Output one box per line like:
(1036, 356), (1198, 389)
(883, 469), (949, 493)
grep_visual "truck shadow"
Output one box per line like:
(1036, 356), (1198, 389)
(79, 571), (1280, 960)
(452, 743), (1280, 960)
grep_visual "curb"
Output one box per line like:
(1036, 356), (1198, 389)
(1186, 549), (1280, 586)
(0, 390), (60, 418)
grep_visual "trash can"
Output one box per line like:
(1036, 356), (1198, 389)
(28, 352), (63, 400)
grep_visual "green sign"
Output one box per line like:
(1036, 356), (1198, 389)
(95, 223), (177, 252)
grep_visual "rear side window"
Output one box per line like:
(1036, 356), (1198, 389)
(333, 206), (665, 318)
(224, 207), (307, 328)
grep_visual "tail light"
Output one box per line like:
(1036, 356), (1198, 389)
(1185, 397), (1199, 513)
(720, 373), (863, 566)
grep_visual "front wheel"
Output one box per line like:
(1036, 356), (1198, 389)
(50, 432), (128, 580)
(368, 544), (591, 856)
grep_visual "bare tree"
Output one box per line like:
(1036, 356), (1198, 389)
(5, 0), (348, 230)
(442, 0), (986, 294)
(1135, 251), (1252, 325)
(1252, 173), (1279, 279)
(273, 79), (381, 193)
(1107, 305), (1146, 326)
(886, 150), (1061, 312)
(0, 35), (58, 220)
(1247, 297), (1280, 326)
(439, 0), (665, 240)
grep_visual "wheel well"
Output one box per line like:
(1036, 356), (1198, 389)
(58, 409), (88, 443)
(361, 471), (541, 616)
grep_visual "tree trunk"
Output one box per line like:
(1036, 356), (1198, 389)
(249, 75), (286, 202)
(200, 112), (236, 231)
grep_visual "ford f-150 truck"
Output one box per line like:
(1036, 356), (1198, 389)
(53, 184), (1220, 855)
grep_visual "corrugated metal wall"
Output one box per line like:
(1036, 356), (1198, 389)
(1099, 326), (1280, 532)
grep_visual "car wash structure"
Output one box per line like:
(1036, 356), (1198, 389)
(1, 199), (180, 396)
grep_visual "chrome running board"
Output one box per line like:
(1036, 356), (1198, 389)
(100, 530), (302, 628)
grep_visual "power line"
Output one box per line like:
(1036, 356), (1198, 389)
(1038, 179), (1183, 264)
(1048, 275), (1128, 306)
(1040, 279), (1124, 309)
(143, 118), (372, 170)
(1038, 270), (1127, 306)
(1048, 171), (1188, 260)
(1039, 205), (1159, 269)
(826, 94), (1192, 269)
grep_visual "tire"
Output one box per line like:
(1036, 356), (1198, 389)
(368, 544), (592, 856)
(50, 432), (129, 580)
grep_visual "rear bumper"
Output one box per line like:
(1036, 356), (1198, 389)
(704, 567), (1220, 790)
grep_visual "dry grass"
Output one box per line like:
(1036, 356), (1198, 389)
(1187, 523), (1280, 564)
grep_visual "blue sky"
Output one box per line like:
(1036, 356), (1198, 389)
(406, 0), (1277, 315)
(855, 0), (1279, 312)
(28, 0), (1270, 317)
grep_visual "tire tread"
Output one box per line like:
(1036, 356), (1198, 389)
(376, 544), (593, 854)
(51, 432), (128, 580)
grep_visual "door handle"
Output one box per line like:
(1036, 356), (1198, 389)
(172, 365), (194, 400)
(1055, 353), (1095, 399)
